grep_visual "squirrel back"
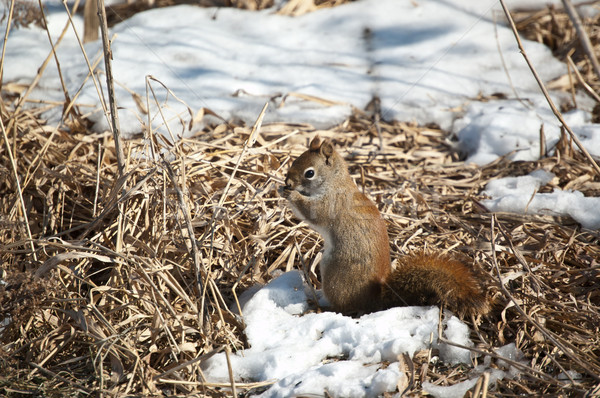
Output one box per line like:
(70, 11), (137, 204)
(280, 136), (489, 317)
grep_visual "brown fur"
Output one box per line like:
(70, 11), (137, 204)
(383, 252), (489, 317)
(281, 136), (489, 317)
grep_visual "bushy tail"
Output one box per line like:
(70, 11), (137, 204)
(382, 252), (490, 317)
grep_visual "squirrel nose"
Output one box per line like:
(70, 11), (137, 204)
(285, 177), (293, 188)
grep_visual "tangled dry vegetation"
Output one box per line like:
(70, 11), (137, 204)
(102, 0), (355, 25)
(514, 2), (600, 122)
(1, 1), (600, 397)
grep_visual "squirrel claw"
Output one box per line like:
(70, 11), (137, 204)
(278, 185), (293, 198)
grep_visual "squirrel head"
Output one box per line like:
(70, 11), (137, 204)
(283, 136), (341, 197)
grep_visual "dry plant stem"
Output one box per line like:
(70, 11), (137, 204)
(94, 141), (102, 217)
(162, 161), (200, 274)
(490, 215), (600, 382)
(84, 0), (99, 43)
(561, 0), (600, 80)
(481, 372), (490, 397)
(472, 375), (484, 397)
(224, 345), (238, 397)
(566, 61), (578, 107)
(9, 2), (73, 123)
(154, 347), (223, 381)
(125, 356), (139, 394)
(567, 55), (600, 103)
(400, 352), (415, 395)
(38, 0), (73, 113)
(97, 0), (126, 177)
(146, 77), (178, 144)
(232, 259), (255, 319)
(27, 361), (93, 394)
(293, 240), (320, 305)
(144, 75), (157, 161)
(161, 158), (206, 328)
(0, 0), (15, 91)
(145, 75), (201, 145)
(21, 126), (61, 190)
(217, 102), (268, 208)
(539, 125), (546, 159)
(493, 12), (529, 109)
(499, 0), (600, 177)
(0, 117), (37, 261)
(437, 336), (560, 385)
(62, 2), (110, 118)
(159, 379), (274, 389)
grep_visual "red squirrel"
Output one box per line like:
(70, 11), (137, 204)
(279, 136), (489, 317)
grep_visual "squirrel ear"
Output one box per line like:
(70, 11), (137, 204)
(309, 135), (321, 151)
(320, 139), (334, 159)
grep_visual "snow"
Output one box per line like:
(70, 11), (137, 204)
(423, 377), (480, 398)
(2, 0), (591, 141)
(456, 99), (596, 165)
(423, 343), (525, 398)
(3, 1), (598, 163)
(483, 170), (600, 229)
(204, 271), (525, 396)
(203, 271), (471, 396)
(3, 0), (600, 395)
(558, 370), (583, 381)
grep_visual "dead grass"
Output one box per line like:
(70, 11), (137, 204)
(2, 0), (357, 29)
(1, 97), (599, 396)
(102, 0), (355, 26)
(514, 2), (600, 121)
(1, 1), (600, 397)
(515, 2), (600, 80)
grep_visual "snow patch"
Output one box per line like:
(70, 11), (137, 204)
(483, 170), (600, 229)
(203, 271), (514, 397)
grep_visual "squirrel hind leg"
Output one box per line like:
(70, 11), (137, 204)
(323, 270), (385, 315)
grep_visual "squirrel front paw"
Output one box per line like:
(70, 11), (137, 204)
(278, 185), (293, 199)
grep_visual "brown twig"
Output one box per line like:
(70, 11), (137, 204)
(567, 55), (600, 103)
(0, 115), (37, 261)
(27, 361), (94, 394)
(224, 345), (238, 397)
(9, 2), (73, 122)
(0, 0), (15, 92)
(499, 0), (600, 177)
(62, 1), (110, 120)
(37, 0), (74, 118)
(490, 215), (600, 382)
(561, 0), (600, 81)
(97, 0), (126, 177)
(161, 157), (206, 329)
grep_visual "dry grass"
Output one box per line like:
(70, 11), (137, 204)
(514, 1), (600, 121)
(1, 100), (599, 396)
(1, 0), (357, 29)
(102, 0), (355, 26)
(1, 1), (600, 397)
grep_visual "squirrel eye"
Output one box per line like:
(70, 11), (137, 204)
(304, 168), (315, 179)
